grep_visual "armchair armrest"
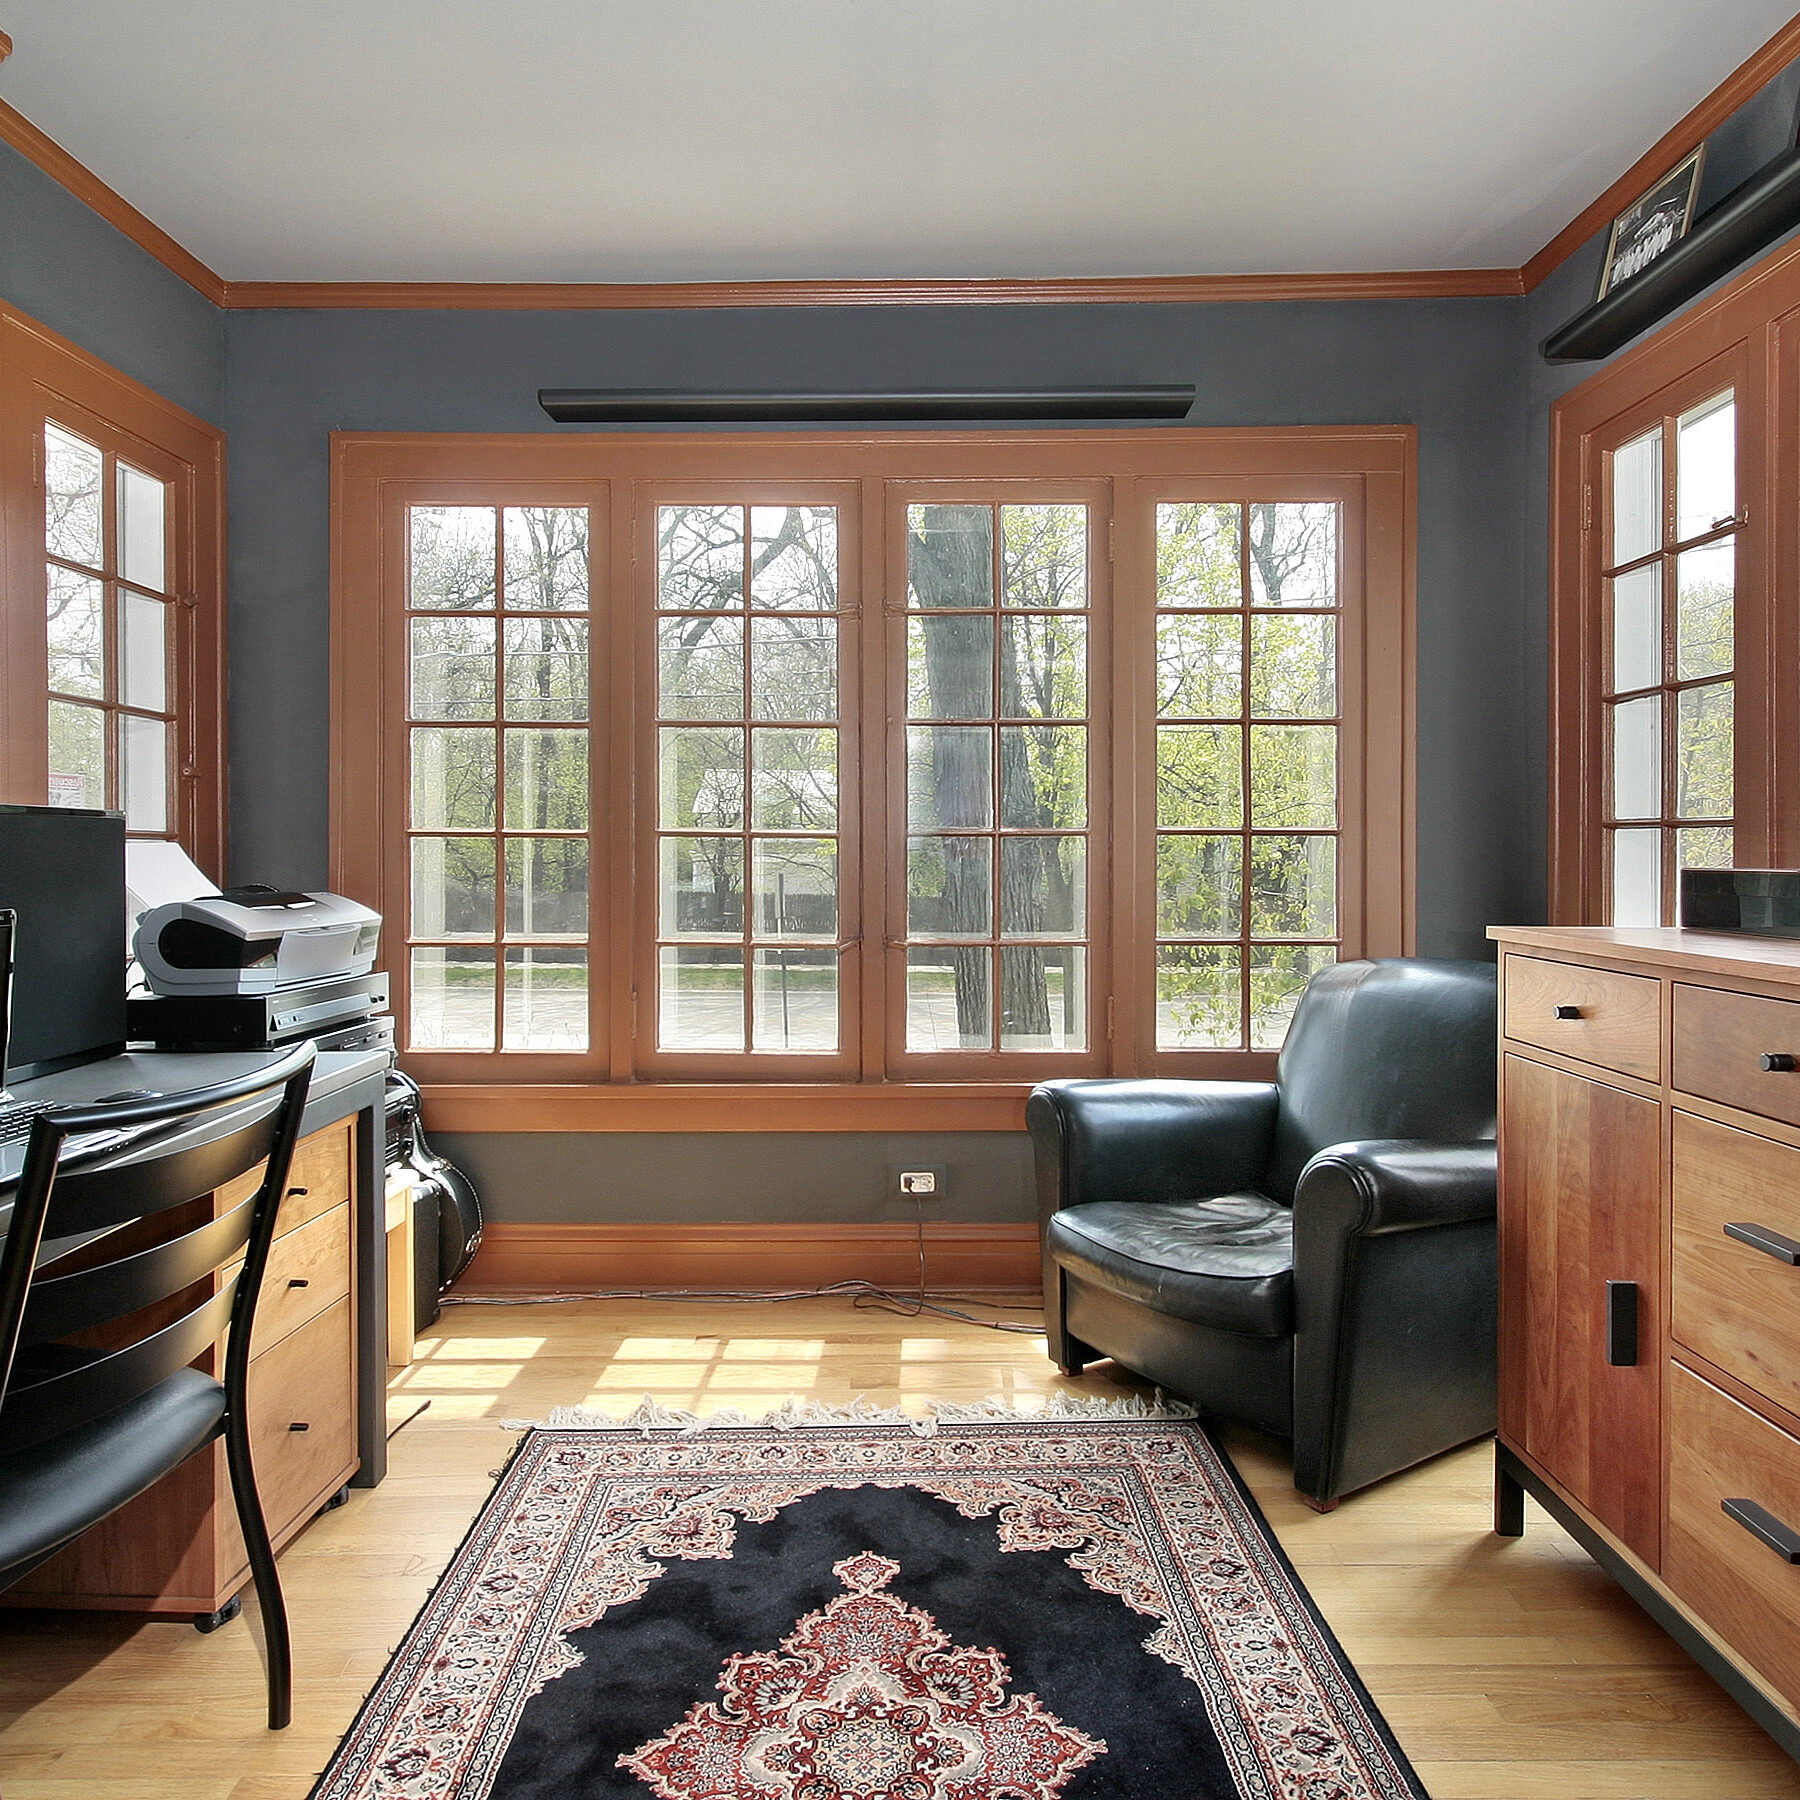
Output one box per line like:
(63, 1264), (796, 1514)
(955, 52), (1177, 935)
(1027, 1078), (1280, 1229)
(1293, 1139), (1497, 1240)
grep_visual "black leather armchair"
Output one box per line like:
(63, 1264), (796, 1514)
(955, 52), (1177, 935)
(1029, 958), (1498, 1508)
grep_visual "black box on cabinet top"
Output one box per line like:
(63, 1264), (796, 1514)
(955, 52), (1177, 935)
(1680, 868), (1800, 938)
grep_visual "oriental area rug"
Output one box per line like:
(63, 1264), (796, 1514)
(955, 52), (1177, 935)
(309, 1398), (1427, 1800)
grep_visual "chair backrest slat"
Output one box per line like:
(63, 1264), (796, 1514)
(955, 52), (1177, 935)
(20, 1198), (255, 1346)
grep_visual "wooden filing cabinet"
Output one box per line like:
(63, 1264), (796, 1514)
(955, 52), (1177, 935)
(1495, 926), (1800, 1758)
(7, 1118), (360, 1619)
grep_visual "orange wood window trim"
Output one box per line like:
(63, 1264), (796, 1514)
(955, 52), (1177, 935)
(333, 427), (1414, 1099)
(0, 300), (227, 873)
(1548, 229), (1800, 924)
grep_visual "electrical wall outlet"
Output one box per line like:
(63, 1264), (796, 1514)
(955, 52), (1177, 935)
(891, 1165), (947, 1200)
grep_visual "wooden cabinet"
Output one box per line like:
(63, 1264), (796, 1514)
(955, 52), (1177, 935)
(6, 1118), (361, 1618)
(1495, 926), (1800, 1759)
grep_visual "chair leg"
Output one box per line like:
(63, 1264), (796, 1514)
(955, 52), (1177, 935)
(1495, 1457), (1526, 1538)
(224, 1415), (292, 1730)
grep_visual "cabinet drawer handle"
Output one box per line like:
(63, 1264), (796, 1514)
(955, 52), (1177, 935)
(1724, 1221), (1800, 1265)
(1762, 1054), (1797, 1073)
(288, 1421), (310, 1432)
(287, 1278), (310, 1288)
(1723, 1497), (1800, 1563)
(286, 1186), (309, 1197)
(1553, 1004), (1583, 1020)
(1605, 1280), (1639, 1366)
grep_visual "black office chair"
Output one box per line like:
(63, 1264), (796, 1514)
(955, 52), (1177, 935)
(0, 1041), (317, 1730)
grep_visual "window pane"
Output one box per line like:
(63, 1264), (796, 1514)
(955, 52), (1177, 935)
(659, 837), (744, 937)
(659, 947), (744, 1050)
(1249, 724), (1336, 828)
(504, 729), (587, 830)
(750, 506), (837, 611)
(503, 617), (588, 720)
(411, 728), (497, 830)
(410, 506), (496, 611)
(1000, 615), (1086, 718)
(907, 615), (994, 718)
(411, 836), (496, 938)
(907, 505), (993, 609)
(45, 425), (102, 568)
(753, 949), (837, 1051)
(906, 947), (991, 1050)
(1156, 503), (1240, 607)
(659, 726), (743, 829)
(1157, 835), (1241, 937)
(659, 505), (743, 611)
(1249, 615), (1336, 717)
(751, 727), (837, 829)
(999, 725), (1085, 828)
(752, 837), (837, 940)
(502, 507), (588, 610)
(411, 946), (495, 1049)
(1157, 724), (1242, 828)
(751, 615), (836, 721)
(1611, 828), (1662, 926)
(1610, 563), (1661, 694)
(504, 947), (587, 1049)
(1611, 429), (1662, 567)
(117, 463), (168, 593)
(410, 617), (496, 720)
(999, 946), (1085, 1050)
(120, 714), (168, 832)
(47, 566), (103, 698)
(998, 835), (1085, 938)
(1250, 945), (1335, 1049)
(1249, 835), (1336, 938)
(1248, 503), (1336, 605)
(1156, 945), (1242, 1048)
(1677, 826), (1733, 873)
(120, 592), (167, 712)
(659, 615), (744, 720)
(1676, 393), (1734, 542)
(505, 837), (588, 936)
(48, 700), (104, 809)
(908, 836), (992, 938)
(1610, 695), (1661, 821)
(908, 726), (992, 829)
(1157, 612), (1241, 717)
(1676, 681), (1733, 819)
(1676, 539), (1733, 681)
(1001, 504), (1086, 609)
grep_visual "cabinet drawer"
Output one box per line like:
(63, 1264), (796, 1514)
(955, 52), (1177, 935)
(245, 1202), (350, 1357)
(1668, 1364), (1800, 1708)
(1674, 984), (1800, 1129)
(1503, 954), (1660, 1080)
(245, 1295), (356, 1540)
(218, 1120), (352, 1237)
(1672, 1112), (1800, 1416)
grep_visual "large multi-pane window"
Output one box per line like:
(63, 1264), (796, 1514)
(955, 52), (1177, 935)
(43, 423), (176, 832)
(334, 433), (1411, 1093)
(1153, 501), (1341, 1049)
(1603, 393), (1736, 924)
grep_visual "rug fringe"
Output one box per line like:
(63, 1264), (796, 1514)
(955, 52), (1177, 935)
(499, 1391), (1199, 1437)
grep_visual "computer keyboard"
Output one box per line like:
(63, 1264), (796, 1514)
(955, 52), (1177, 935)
(0, 1102), (159, 1160)
(0, 1103), (46, 1146)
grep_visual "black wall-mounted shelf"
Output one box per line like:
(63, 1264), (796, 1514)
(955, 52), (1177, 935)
(537, 386), (1196, 424)
(1543, 148), (1800, 363)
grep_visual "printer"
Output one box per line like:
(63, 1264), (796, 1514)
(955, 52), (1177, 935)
(129, 878), (392, 1053)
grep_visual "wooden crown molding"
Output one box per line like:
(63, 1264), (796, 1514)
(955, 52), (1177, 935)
(6, 10), (1800, 313)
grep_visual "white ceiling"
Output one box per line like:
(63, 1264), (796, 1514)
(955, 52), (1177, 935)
(0, 1), (1792, 283)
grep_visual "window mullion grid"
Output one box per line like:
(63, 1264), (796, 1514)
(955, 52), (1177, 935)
(492, 521), (507, 1052)
(1237, 508), (1252, 1051)
(741, 507), (755, 1051)
(989, 505), (1003, 1043)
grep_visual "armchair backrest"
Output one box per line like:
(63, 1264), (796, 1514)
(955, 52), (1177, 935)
(1266, 958), (1497, 1204)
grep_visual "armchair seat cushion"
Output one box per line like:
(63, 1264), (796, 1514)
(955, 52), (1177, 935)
(1048, 1194), (1294, 1337)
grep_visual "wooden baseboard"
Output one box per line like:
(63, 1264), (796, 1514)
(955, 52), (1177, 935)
(460, 1221), (1041, 1296)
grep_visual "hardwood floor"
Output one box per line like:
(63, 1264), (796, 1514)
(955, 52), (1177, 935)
(2, 1293), (1798, 1798)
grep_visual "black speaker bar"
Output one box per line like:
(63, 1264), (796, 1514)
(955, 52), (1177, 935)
(537, 386), (1195, 424)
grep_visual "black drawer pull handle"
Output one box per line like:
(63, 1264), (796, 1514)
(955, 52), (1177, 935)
(1605, 1280), (1638, 1366)
(286, 1186), (309, 1197)
(288, 1422), (310, 1432)
(1553, 1004), (1583, 1020)
(1763, 1054), (1797, 1072)
(1723, 1497), (1800, 1563)
(1724, 1222), (1800, 1264)
(287, 1278), (310, 1288)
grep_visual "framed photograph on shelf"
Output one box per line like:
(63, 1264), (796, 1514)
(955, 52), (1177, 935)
(1597, 147), (1705, 299)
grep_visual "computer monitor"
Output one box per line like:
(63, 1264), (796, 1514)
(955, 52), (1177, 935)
(0, 805), (127, 1084)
